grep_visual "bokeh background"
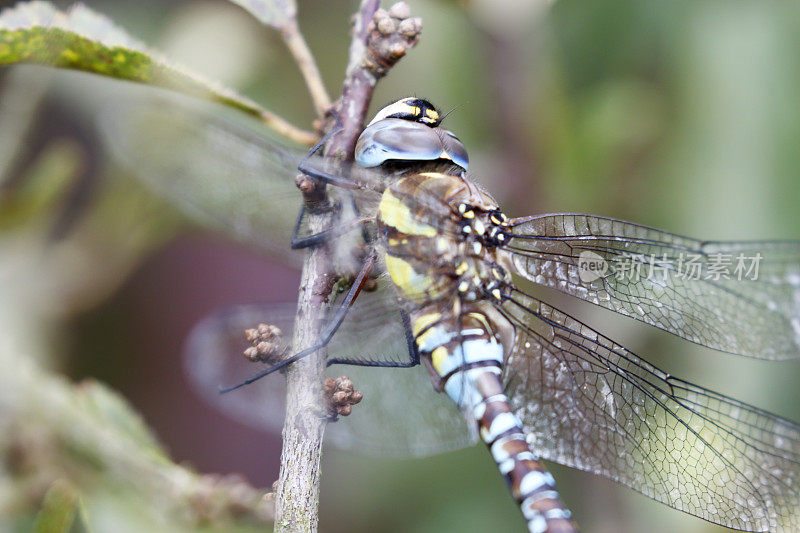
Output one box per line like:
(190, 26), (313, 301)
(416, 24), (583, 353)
(2, 0), (800, 532)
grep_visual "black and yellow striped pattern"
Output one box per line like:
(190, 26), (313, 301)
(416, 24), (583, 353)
(377, 169), (576, 532)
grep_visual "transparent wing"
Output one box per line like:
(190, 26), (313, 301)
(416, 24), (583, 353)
(331, 361), (477, 456)
(98, 89), (471, 264)
(98, 89), (309, 259)
(507, 213), (800, 359)
(184, 301), (293, 434)
(184, 278), (476, 457)
(328, 278), (477, 455)
(500, 287), (800, 532)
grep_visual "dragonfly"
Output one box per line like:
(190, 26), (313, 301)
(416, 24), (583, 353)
(103, 92), (800, 532)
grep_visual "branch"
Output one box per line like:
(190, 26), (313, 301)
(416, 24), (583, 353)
(224, 0), (331, 121)
(258, 107), (319, 146)
(0, 1), (319, 147)
(330, 2), (422, 159)
(273, 2), (421, 532)
(280, 17), (332, 119)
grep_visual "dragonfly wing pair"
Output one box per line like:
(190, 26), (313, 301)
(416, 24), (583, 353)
(99, 87), (307, 262)
(500, 288), (800, 532)
(184, 276), (477, 457)
(508, 213), (800, 359)
(99, 90), (800, 531)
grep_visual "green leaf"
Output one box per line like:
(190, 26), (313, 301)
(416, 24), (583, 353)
(33, 480), (86, 533)
(226, 0), (296, 29)
(0, 139), (83, 231)
(0, 1), (274, 123)
(77, 380), (170, 463)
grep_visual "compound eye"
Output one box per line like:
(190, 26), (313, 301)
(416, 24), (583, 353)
(416, 99), (441, 126)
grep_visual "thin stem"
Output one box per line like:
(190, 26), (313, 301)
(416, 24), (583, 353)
(273, 214), (335, 533)
(274, 2), (422, 531)
(281, 17), (332, 119)
(260, 108), (319, 146)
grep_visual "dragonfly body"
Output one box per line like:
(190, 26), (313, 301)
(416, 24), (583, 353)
(109, 93), (800, 532)
(372, 109), (576, 530)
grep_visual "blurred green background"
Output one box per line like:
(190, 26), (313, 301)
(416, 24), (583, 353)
(2, 0), (800, 532)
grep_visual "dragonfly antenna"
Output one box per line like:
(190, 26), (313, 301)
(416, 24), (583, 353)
(440, 101), (468, 124)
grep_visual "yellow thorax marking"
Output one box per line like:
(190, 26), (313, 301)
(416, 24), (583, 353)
(387, 236), (410, 247)
(379, 190), (437, 237)
(385, 255), (432, 297)
(466, 312), (494, 337)
(417, 171), (449, 179)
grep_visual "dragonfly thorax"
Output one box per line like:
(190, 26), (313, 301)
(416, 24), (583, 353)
(377, 172), (513, 306)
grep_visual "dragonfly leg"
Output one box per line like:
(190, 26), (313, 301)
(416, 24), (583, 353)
(290, 206), (367, 249)
(297, 157), (365, 190)
(326, 309), (421, 368)
(220, 251), (378, 393)
(304, 117), (343, 159)
(293, 118), (373, 249)
(296, 117), (365, 191)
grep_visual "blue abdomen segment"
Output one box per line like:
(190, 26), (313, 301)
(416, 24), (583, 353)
(415, 320), (504, 408)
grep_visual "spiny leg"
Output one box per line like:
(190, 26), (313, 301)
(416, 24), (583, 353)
(326, 308), (420, 369)
(292, 118), (372, 249)
(290, 203), (369, 249)
(296, 112), (365, 191)
(219, 251), (378, 393)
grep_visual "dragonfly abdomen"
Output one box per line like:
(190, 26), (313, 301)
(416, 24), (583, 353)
(479, 393), (576, 533)
(412, 310), (576, 533)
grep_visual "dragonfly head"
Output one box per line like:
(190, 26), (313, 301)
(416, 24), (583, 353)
(366, 97), (442, 127)
(355, 97), (469, 171)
